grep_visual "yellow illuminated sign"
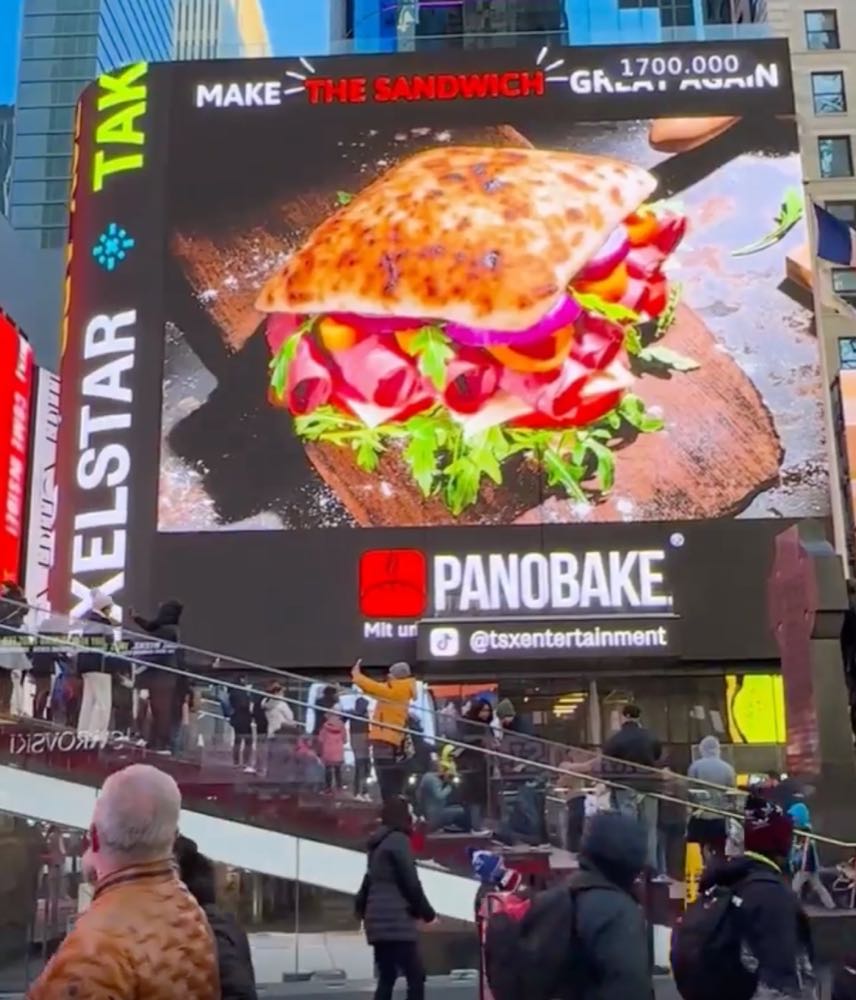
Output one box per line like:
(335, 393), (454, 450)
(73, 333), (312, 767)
(92, 63), (148, 192)
(726, 674), (786, 744)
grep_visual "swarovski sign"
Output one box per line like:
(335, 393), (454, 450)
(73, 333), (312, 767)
(433, 549), (672, 615)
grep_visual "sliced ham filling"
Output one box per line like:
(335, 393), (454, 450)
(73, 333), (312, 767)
(268, 205), (687, 432)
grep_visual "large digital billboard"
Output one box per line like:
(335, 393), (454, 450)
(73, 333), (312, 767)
(54, 42), (831, 667)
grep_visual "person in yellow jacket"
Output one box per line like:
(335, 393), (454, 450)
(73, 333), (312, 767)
(352, 659), (416, 802)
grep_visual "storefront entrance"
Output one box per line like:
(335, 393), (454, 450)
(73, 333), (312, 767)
(429, 668), (786, 777)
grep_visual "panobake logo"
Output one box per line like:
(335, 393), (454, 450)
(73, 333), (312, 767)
(359, 546), (673, 619)
(359, 549), (427, 619)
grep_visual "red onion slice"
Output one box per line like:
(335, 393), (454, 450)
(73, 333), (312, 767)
(575, 226), (630, 283)
(444, 294), (582, 348)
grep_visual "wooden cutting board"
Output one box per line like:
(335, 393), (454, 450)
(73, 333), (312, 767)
(169, 125), (781, 527)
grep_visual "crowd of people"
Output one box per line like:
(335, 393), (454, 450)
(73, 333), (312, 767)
(26, 759), (855, 1000)
(2, 585), (846, 916)
(0, 582), (190, 752)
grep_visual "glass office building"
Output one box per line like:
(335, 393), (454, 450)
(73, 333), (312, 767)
(344, 0), (766, 51)
(9, 0), (174, 249)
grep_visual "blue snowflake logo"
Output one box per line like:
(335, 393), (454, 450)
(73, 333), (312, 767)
(92, 222), (135, 271)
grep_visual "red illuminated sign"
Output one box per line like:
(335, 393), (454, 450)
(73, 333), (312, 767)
(304, 70), (546, 106)
(0, 311), (33, 584)
(359, 548), (427, 618)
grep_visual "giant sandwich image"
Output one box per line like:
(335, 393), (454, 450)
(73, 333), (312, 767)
(256, 146), (688, 514)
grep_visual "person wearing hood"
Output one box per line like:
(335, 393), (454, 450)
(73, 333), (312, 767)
(419, 756), (469, 833)
(693, 795), (815, 1000)
(788, 799), (835, 910)
(565, 810), (653, 1000)
(456, 699), (496, 835)
(687, 736), (736, 859)
(495, 699), (535, 737)
(175, 835), (257, 1000)
(355, 796), (435, 1000)
(76, 590), (120, 741)
(352, 660), (417, 802)
(131, 600), (184, 752)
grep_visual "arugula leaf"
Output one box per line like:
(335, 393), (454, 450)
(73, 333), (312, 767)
(619, 393), (665, 433)
(572, 292), (641, 326)
(732, 187), (804, 257)
(543, 448), (587, 502)
(269, 316), (316, 401)
(623, 324), (643, 356)
(400, 325), (454, 391)
(403, 414), (442, 495)
(654, 283), (682, 339)
(355, 434), (383, 472)
(443, 456), (482, 515)
(466, 431), (503, 485)
(638, 344), (700, 372)
(585, 438), (616, 493)
(336, 191), (354, 206)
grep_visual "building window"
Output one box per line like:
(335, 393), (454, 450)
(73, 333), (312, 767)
(827, 201), (856, 225)
(818, 136), (854, 178)
(833, 269), (856, 306)
(805, 10), (840, 50)
(812, 72), (847, 114)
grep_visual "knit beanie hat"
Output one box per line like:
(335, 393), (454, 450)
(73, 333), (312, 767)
(469, 849), (521, 892)
(496, 699), (515, 720)
(389, 661), (411, 679)
(744, 794), (794, 859)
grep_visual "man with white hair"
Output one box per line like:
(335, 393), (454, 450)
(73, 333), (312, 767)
(28, 764), (219, 999)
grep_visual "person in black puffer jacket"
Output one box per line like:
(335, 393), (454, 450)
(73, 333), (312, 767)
(175, 835), (257, 1000)
(132, 600), (183, 751)
(356, 796), (435, 1000)
(695, 795), (815, 1000)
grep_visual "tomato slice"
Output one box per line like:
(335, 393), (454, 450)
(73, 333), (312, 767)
(573, 262), (629, 303)
(654, 214), (687, 255)
(319, 317), (359, 353)
(625, 210), (660, 247)
(395, 330), (420, 354)
(642, 277), (668, 318)
(487, 324), (575, 373)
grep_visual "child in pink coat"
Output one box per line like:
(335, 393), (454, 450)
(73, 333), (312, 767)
(318, 711), (346, 792)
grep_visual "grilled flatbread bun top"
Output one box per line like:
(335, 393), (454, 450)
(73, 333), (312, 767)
(256, 146), (657, 332)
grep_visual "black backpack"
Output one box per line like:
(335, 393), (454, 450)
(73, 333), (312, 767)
(484, 874), (618, 1000)
(671, 874), (773, 1000)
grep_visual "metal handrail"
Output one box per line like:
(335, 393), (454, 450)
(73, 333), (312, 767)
(4, 617), (853, 851)
(13, 598), (760, 802)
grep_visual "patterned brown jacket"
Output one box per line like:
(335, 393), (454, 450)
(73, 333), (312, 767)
(27, 859), (220, 1000)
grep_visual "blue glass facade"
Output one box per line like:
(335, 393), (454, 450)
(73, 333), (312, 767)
(10, 0), (173, 248)
(345, 0), (765, 52)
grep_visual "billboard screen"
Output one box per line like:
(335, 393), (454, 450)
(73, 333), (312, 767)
(24, 368), (60, 609)
(0, 310), (34, 584)
(55, 42), (831, 666)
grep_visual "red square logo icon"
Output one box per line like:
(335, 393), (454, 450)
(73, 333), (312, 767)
(359, 549), (427, 619)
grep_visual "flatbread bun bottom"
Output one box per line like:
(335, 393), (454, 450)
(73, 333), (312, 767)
(256, 146), (657, 332)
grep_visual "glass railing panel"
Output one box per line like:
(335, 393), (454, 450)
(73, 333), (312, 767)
(0, 603), (851, 866)
(7, 598), (769, 820)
